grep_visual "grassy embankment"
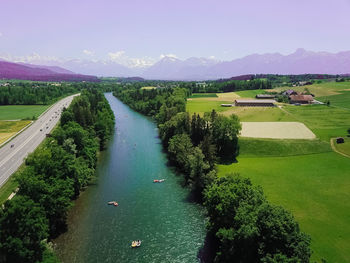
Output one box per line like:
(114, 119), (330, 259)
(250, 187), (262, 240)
(0, 177), (18, 204)
(186, 81), (350, 262)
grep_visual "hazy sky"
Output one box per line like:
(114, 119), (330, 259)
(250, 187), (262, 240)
(1, 0), (350, 66)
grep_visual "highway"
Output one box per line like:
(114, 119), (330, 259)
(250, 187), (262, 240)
(0, 94), (78, 187)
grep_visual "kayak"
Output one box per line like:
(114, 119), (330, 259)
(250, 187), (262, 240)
(131, 240), (142, 248)
(108, 201), (119, 206)
(153, 179), (165, 183)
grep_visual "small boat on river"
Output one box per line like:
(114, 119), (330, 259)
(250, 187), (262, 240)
(153, 179), (165, 183)
(108, 201), (119, 206)
(131, 240), (142, 248)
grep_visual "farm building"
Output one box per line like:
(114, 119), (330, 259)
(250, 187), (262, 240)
(283, 89), (298, 96)
(289, 94), (314, 104)
(234, 99), (276, 107)
(256, 94), (276, 99)
(336, 137), (345, 144)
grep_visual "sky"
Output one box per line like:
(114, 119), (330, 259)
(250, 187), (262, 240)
(1, 0), (350, 67)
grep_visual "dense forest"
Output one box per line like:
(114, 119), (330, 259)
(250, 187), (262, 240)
(113, 86), (311, 262)
(0, 89), (114, 263)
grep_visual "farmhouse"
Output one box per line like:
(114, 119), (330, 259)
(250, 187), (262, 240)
(283, 89), (297, 96)
(234, 99), (276, 107)
(256, 94), (276, 99)
(289, 95), (314, 104)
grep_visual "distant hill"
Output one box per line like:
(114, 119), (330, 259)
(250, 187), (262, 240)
(0, 60), (99, 82)
(140, 49), (350, 80)
(4, 49), (350, 80)
(18, 62), (75, 74)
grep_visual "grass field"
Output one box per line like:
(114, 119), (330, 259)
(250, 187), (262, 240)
(186, 100), (232, 115)
(239, 138), (331, 157)
(141, 86), (156, 90)
(234, 89), (266, 98)
(0, 105), (49, 120)
(283, 105), (350, 141)
(218, 152), (350, 262)
(318, 90), (350, 110)
(222, 106), (294, 121)
(0, 120), (31, 145)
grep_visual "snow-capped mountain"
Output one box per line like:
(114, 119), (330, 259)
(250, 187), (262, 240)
(3, 49), (350, 80)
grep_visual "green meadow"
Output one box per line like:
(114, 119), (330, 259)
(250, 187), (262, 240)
(0, 105), (49, 120)
(218, 152), (350, 262)
(239, 137), (331, 157)
(186, 100), (232, 115)
(222, 106), (294, 121)
(318, 90), (350, 110)
(234, 89), (266, 98)
(283, 105), (350, 141)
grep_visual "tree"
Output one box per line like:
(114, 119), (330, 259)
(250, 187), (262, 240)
(168, 133), (193, 174)
(187, 147), (212, 194)
(190, 114), (207, 146)
(60, 110), (74, 126)
(256, 203), (311, 262)
(204, 174), (311, 263)
(16, 167), (74, 238)
(204, 174), (265, 232)
(211, 114), (241, 160)
(159, 112), (190, 147)
(199, 134), (217, 168)
(0, 196), (49, 263)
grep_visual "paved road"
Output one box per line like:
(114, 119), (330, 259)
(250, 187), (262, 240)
(0, 94), (78, 187)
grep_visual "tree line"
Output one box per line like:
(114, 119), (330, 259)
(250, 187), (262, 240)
(178, 79), (272, 93)
(0, 81), (119, 105)
(0, 82), (77, 105)
(0, 89), (115, 263)
(113, 86), (311, 262)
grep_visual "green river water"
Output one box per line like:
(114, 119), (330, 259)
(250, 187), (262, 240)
(54, 93), (207, 263)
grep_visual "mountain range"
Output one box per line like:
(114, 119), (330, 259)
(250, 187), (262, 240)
(0, 60), (99, 82)
(1, 49), (350, 81)
(140, 48), (350, 80)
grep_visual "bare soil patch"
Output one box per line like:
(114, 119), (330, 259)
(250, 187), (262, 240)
(240, 122), (316, 139)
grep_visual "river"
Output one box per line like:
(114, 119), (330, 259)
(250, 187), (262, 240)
(54, 93), (207, 263)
